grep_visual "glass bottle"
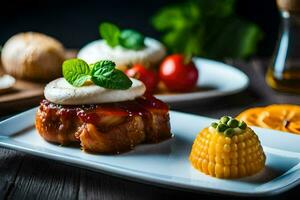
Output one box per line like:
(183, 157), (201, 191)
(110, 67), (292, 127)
(266, 0), (300, 93)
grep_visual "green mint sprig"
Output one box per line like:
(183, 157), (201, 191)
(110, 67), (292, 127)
(99, 22), (145, 50)
(62, 58), (132, 89)
(62, 59), (91, 87)
(91, 60), (132, 89)
(99, 23), (120, 47)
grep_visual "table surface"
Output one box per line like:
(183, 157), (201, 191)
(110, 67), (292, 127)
(1, 59), (300, 200)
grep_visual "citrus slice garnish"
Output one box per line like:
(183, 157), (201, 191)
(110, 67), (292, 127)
(288, 122), (300, 134)
(257, 104), (300, 134)
(236, 107), (264, 126)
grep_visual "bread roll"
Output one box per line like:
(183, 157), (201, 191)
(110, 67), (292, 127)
(1, 32), (65, 82)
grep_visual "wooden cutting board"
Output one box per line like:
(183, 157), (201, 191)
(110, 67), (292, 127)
(0, 78), (44, 113)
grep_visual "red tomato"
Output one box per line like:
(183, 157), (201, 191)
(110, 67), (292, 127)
(159, 54), (198, 92)
(125, 64), (158, 94)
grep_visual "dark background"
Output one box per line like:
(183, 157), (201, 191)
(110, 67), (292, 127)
(0, 0), (279, 57)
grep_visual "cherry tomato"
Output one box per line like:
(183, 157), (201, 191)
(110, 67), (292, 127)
(159, 54), (198, 92)
(125, 64), (158, 94)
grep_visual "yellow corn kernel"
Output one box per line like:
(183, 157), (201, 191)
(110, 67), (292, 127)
(224, 166), (231, 178)
(218, 136), (226, 144)
(208, 154), (215, 161)
(215, 163), (223, 178)
(239, 164), (246, 177)
(223, 144), (231, 153)
(196, 158), (203, 171)
(190, 126), (266, 179)
(231, 158), (238, 165)
(202, 159), (209, 174)
(221, 152), (230, 159)
(247, 154), (253, 161)
(216, 144), (223, 152)
(206, 133), (211, 139)
(238, 134), (245, 142)
(238, 142), (246, 149)
(215, 156), (223, 164)
(208, 162), (215, 176)
(224, 158), (231, 165)
(225, 137), (232, 144)
(205, 139), (209, 145)
(231, 165), (238, 178)
(232, 143), (238, 151)
(232, 135), (238, 143)
(230, 151), (238, 159)
(246, 148), (252, 154)
(246, 139), (253, 147)
(238, 157), (246, 164)
(208, 146), (215, 155)
(238, 150), (246, 158)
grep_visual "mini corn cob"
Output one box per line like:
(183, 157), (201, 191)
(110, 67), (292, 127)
(189, 117), (266, 179)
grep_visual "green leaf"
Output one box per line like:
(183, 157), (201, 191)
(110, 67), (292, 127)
(62, 58), (91, 87)
(184, 32), (204, 60)
(119, 29), (145, 50)
(237, 24), (263, 58)
(152, 6), (187, 31)
(152, 2), (200, 32)
(99, 22), (145, 50)
(99, 22), (121, 47)
(198, 0), (235, 18)
(91, 60), (115, 77)
(204, 18), (263, 59)
(91, 60), (132, 89)
(151, 0), (263, 59)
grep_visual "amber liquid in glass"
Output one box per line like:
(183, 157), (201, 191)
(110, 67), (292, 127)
(266, 68), (300, 93)
(266, 7), (300, 94)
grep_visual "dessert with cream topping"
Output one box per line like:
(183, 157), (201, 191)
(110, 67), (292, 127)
(35, 59), (171, 153)
(77, 22), (166, 70)
(190, 116), (266, 179)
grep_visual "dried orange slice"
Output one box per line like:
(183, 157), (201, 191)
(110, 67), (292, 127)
(288, 122), (300, 134)
(257, 104), (300, 134)
(236, 107), (264, 126)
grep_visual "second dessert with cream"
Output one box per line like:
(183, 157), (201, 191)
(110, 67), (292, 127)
(78, 22), (166, 70)
(35, 59), (171, 154)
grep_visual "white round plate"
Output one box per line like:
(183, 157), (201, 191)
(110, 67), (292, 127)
(155, 57), (249, 104)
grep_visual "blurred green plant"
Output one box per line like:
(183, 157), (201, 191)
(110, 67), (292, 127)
(152, 0), (263, 59)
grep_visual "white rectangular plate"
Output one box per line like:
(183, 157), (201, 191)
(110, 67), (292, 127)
(1, 108), (300, 196)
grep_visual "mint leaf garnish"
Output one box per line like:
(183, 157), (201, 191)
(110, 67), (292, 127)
(62, 58), (91, 87)
(91, 60), (115, 77)
(91, 60), (132, 89)
(99, 22), (145, 50)
(62, 59), (132, 90)
(119, 29), (145, 50)
(99, 22), (121, 47)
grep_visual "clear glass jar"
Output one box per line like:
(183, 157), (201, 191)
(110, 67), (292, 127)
(266, 0), (300, 93)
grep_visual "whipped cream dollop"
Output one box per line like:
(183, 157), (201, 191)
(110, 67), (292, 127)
(77, 38), (166, 67)
(44, 78), (146, 105)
